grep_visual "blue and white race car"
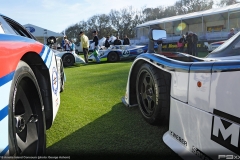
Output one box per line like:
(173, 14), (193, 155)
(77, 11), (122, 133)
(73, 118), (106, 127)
(122, 29), (240, 159)
(0, 14), (64, 156)
(88, 45), (148, 62)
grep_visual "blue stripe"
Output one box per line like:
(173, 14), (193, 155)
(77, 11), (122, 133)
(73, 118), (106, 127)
(39, 45), (46, 57)
(0, 71), (14, 87)
(212, 60), (240, 72)
(0, 145), (9, 156)
(137, 53), (192, 71)
(190, 62), (214, 71)
(0, 34), (36, 43)
(0, 105), (8, 121)
(44, 48), (51, 63)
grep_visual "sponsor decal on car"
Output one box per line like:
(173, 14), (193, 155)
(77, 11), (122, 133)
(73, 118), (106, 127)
(170, 130), (187, 146)
(192, 146), (212, 160)
(211, 109), (240, 155)
(122, 50), (130, 57)
(137, 48), (144, 53)
(52, 67), (58, 95)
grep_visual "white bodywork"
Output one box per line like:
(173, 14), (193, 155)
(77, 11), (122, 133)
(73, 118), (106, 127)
(123, 53), (240, 159)
(0, 46), (62, 155)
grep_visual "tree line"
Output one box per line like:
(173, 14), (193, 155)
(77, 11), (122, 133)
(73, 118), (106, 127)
(62, 0), (238, 44)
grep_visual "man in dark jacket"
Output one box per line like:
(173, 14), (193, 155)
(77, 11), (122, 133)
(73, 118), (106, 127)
(113, 36), (122, 45)
(192, 33), (198, 56)
(104, 36), (110, 48)
(123, 35), (130, 45)
(186, 31), (193, 55)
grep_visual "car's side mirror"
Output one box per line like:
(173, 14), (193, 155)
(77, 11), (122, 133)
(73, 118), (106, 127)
(151, 30), (167, 41)
(148, 29), (166, 53)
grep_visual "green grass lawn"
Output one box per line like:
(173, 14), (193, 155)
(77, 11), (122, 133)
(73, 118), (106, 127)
(46, 60), (180, 159)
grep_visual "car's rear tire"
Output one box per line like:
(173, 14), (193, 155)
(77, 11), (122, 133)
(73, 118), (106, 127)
(62, 54), (74, 67)
(9, 61), (46, 155)
(107, 52), (118, 62)
(136, 63), (170, 125)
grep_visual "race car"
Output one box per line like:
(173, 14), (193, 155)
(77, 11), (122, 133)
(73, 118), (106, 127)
(122, 29), (240, 159)
(88, 44), (149, 62)
(52, 49), (86, 67)
(205, 40), (225, 53)
(0, 14), (64, 156)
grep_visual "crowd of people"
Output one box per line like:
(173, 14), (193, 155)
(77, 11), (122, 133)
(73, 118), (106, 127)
(61, 28), (236, 64)
(177, 28), (235, 56)
(61, 30), (131, 64)
(177, 31), (198, 56)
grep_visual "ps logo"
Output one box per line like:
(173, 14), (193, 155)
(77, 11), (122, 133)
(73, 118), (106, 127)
(122, 50), (130, 57)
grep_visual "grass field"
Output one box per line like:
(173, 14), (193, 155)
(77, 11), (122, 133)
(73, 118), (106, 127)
(45, 60), (181, 159)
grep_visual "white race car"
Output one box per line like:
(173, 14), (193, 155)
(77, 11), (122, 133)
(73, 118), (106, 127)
(122, 29), (240, 159)
(52, 49), (86, 67)
(0, 14), (64, 156)
(205, 40), (225, 53)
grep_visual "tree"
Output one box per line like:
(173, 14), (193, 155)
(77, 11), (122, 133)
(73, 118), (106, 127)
(217, 0), (238, 7)
(174, 0), (213, 15)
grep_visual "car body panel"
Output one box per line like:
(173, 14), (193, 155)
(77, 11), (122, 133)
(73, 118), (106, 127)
(122, 49), (240, 158)
(0, 14), (62, 155)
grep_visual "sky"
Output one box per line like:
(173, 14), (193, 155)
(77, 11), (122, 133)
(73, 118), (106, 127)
(0, 0), (179, 33)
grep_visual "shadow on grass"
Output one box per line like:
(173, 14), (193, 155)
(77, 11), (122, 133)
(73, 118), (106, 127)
(46, 103), (180, 160)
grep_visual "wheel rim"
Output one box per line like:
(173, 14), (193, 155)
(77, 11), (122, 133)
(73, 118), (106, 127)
(63, 55), (73, 66)
(138, 70), (156, 117)
(13, 77), (43, 155)
(109, 53), (117, 61)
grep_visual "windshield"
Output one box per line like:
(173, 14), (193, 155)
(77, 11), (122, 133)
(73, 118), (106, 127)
(210, 31), (240, 53)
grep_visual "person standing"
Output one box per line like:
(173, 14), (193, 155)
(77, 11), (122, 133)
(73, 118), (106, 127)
(63, 36), (71, 51)
(228, 28), (235, 39)
(92, 30), (100, 63)
(113, 36), (122, 45)
(186, 31), (194, 55)
(177, 34), (185, 52)
(192, 32), (198, 56)
(79, 31), (89, 64)
(104, 36), (110, 49)
(123, 35), (130, 45)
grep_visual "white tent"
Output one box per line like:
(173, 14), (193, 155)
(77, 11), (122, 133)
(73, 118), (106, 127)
(23, 24), (63, 44)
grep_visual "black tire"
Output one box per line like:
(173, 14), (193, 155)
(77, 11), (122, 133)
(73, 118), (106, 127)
(62, 54), (75, 67)
(9, 61), (46, 155)
(107, 52), (118, 62)
(136, 63), (170, 125)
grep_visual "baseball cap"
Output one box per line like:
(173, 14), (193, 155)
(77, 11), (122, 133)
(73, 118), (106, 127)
(92, 30), (97, 33)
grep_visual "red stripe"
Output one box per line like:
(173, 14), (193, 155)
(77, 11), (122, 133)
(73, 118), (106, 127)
(0, 41), (43, 78)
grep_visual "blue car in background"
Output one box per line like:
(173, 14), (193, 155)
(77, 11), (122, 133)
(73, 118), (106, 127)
(88, 44), (150, 62)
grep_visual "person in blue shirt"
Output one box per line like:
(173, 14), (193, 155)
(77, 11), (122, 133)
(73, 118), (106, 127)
(228, 28), (235, 39)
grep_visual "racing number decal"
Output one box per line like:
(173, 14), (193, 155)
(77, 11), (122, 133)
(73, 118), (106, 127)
(122, 50), (130, 57)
